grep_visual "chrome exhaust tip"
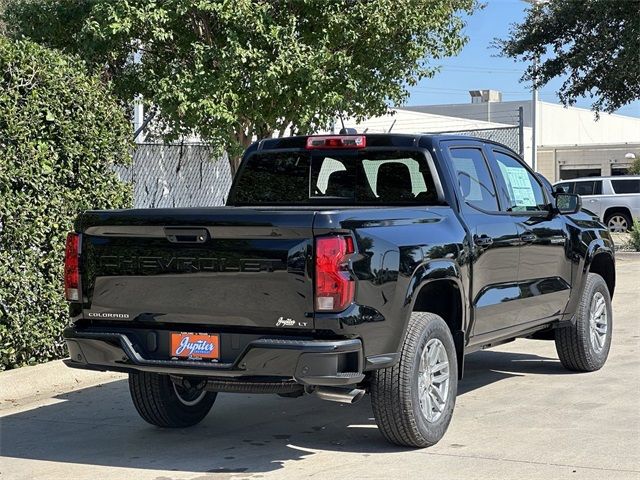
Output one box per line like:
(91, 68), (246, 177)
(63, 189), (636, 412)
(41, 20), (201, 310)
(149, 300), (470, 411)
(313, 386), (365, 404)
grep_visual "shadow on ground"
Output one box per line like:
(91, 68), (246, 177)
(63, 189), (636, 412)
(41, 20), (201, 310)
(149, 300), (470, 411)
(0, 348), (566, 475)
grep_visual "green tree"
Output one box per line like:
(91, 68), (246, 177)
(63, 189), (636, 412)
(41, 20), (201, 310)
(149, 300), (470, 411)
(496, 0), (640, 114)
(629, 157), (640, 175)
(4, 0), (476, 171)
(0, 38), (132, 369)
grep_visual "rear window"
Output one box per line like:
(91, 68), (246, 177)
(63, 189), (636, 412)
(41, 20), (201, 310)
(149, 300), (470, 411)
(228, 150), (439, 206)
(611, 179), (640, 194)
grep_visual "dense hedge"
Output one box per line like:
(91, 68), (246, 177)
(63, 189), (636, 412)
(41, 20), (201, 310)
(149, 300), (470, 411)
(630, 220), (640, 252)
(0, 38), (132, 370)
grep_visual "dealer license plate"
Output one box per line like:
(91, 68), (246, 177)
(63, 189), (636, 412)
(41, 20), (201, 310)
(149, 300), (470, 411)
(170, 332), (220, 360)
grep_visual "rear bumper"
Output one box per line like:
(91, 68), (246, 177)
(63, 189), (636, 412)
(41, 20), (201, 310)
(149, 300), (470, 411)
(63, 327), (364, 386)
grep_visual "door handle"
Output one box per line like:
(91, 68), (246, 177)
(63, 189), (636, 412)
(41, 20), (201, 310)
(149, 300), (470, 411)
(474, 234), (494, 247)
(520, 232), (536, 243)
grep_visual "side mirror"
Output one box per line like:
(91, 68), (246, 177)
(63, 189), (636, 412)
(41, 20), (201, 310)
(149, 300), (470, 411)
(554, 192), (581, 214)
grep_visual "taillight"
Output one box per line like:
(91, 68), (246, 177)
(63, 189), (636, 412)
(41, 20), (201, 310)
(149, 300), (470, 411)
(315, 235), (355, 312)
(306, 135), (366, 149)
(64, 233), (80, 301)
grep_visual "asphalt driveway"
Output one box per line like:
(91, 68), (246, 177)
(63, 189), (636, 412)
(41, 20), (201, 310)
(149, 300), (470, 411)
(1, 256), (639, 480)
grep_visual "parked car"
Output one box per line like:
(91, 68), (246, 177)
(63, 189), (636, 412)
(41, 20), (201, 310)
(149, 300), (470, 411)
(554, 176), (640, 232)
(63, 134), (615, 448)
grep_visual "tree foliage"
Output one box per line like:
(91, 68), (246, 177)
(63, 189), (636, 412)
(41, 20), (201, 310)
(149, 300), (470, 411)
(0, 38), (132, 370)
(496, 0), (640, 114)
(0, 0), (7, 33)
(629, 157), (640, 175)
(4, 0), (476, 170)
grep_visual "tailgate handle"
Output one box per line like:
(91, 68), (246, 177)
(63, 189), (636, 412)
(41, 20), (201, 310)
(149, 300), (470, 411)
(164, 228), (209, 243)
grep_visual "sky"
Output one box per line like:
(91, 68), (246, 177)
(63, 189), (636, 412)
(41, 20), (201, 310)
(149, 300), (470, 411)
(406, 0), (640, 119)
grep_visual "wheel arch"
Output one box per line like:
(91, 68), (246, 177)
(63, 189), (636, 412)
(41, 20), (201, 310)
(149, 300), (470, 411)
(563, 238), (615, 320)
(603, 206), (632, 228)
(412, 278), (464, 333)
(405, 261), (467, 378)
(588, 251), (615, 298)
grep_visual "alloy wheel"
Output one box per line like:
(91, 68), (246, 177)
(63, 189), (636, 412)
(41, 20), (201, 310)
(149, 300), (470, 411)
(607, 215), (628, 232)
(417, 338), (450, 422)
(173, 382), (207, 406)
(589, 291), (608, 353)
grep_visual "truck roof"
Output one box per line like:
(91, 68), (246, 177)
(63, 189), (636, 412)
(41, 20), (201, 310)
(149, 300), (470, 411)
(253, 133), (520, 156)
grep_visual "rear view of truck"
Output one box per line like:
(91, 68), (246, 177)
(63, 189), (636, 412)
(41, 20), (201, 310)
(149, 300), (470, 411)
(65, 205), (364, 382)
(64, 133), (459, 447)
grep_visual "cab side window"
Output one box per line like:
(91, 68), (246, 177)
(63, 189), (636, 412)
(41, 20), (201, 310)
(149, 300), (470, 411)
(449, 148), (499, 211)
(492, 151), (546, 212)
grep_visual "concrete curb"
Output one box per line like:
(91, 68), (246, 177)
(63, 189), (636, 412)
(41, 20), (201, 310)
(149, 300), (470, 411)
(0, 359), (125, 409)
(616, 252), (640, 258)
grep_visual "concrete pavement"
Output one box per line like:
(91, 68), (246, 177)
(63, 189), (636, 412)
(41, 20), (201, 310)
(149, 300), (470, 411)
(1, 256), (639, 480)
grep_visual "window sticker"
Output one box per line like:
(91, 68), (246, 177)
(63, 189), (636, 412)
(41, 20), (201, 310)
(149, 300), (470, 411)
(501, 165), (537, 207)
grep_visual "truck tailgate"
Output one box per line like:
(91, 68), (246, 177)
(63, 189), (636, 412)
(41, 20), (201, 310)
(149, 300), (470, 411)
(78, 208), (315, 330)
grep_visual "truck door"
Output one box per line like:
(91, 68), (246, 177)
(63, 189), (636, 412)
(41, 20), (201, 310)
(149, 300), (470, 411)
(487, 148), (571, 325)
(445, 143), (522, 338)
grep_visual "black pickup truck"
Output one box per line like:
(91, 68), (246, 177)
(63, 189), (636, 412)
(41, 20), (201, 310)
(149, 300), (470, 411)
(63, 134), (615, 447)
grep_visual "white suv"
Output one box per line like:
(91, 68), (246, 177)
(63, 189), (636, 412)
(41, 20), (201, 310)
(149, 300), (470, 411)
(554, 176), (640, 232)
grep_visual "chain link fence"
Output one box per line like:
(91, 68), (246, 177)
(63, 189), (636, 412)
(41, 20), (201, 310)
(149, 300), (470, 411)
(427, 126), (523, 156)
(115, 143), (233, 208)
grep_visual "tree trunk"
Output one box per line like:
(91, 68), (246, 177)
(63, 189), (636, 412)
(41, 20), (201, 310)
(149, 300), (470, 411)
(229, 153), (242, 177)
(230, 123), (255, 176)
(229, 122), (273, 176)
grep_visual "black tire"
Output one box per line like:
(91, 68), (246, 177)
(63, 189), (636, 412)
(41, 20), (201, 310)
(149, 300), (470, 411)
(555, 273), (612, 372)
(371, 312), (458, 448)
(128, 372), (217, 427)
(604, 211), (632, 233)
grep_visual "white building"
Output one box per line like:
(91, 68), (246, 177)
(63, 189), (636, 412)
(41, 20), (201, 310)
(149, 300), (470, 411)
(403, 92), (640, 182)
(332, 108), (519, 135)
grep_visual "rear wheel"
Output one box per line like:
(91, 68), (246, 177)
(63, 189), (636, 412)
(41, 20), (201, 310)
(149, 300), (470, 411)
(128, 372), (217, 427)
(604, 212), (631, 232)
(371, 312), (458, 448)
(555, 273), (612, 371)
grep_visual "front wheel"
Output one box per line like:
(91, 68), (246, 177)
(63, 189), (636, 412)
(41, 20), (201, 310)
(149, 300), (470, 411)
(128, 372), (217, 427)
(555, 273), (612, 372)
(371, 312), (458, 448)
